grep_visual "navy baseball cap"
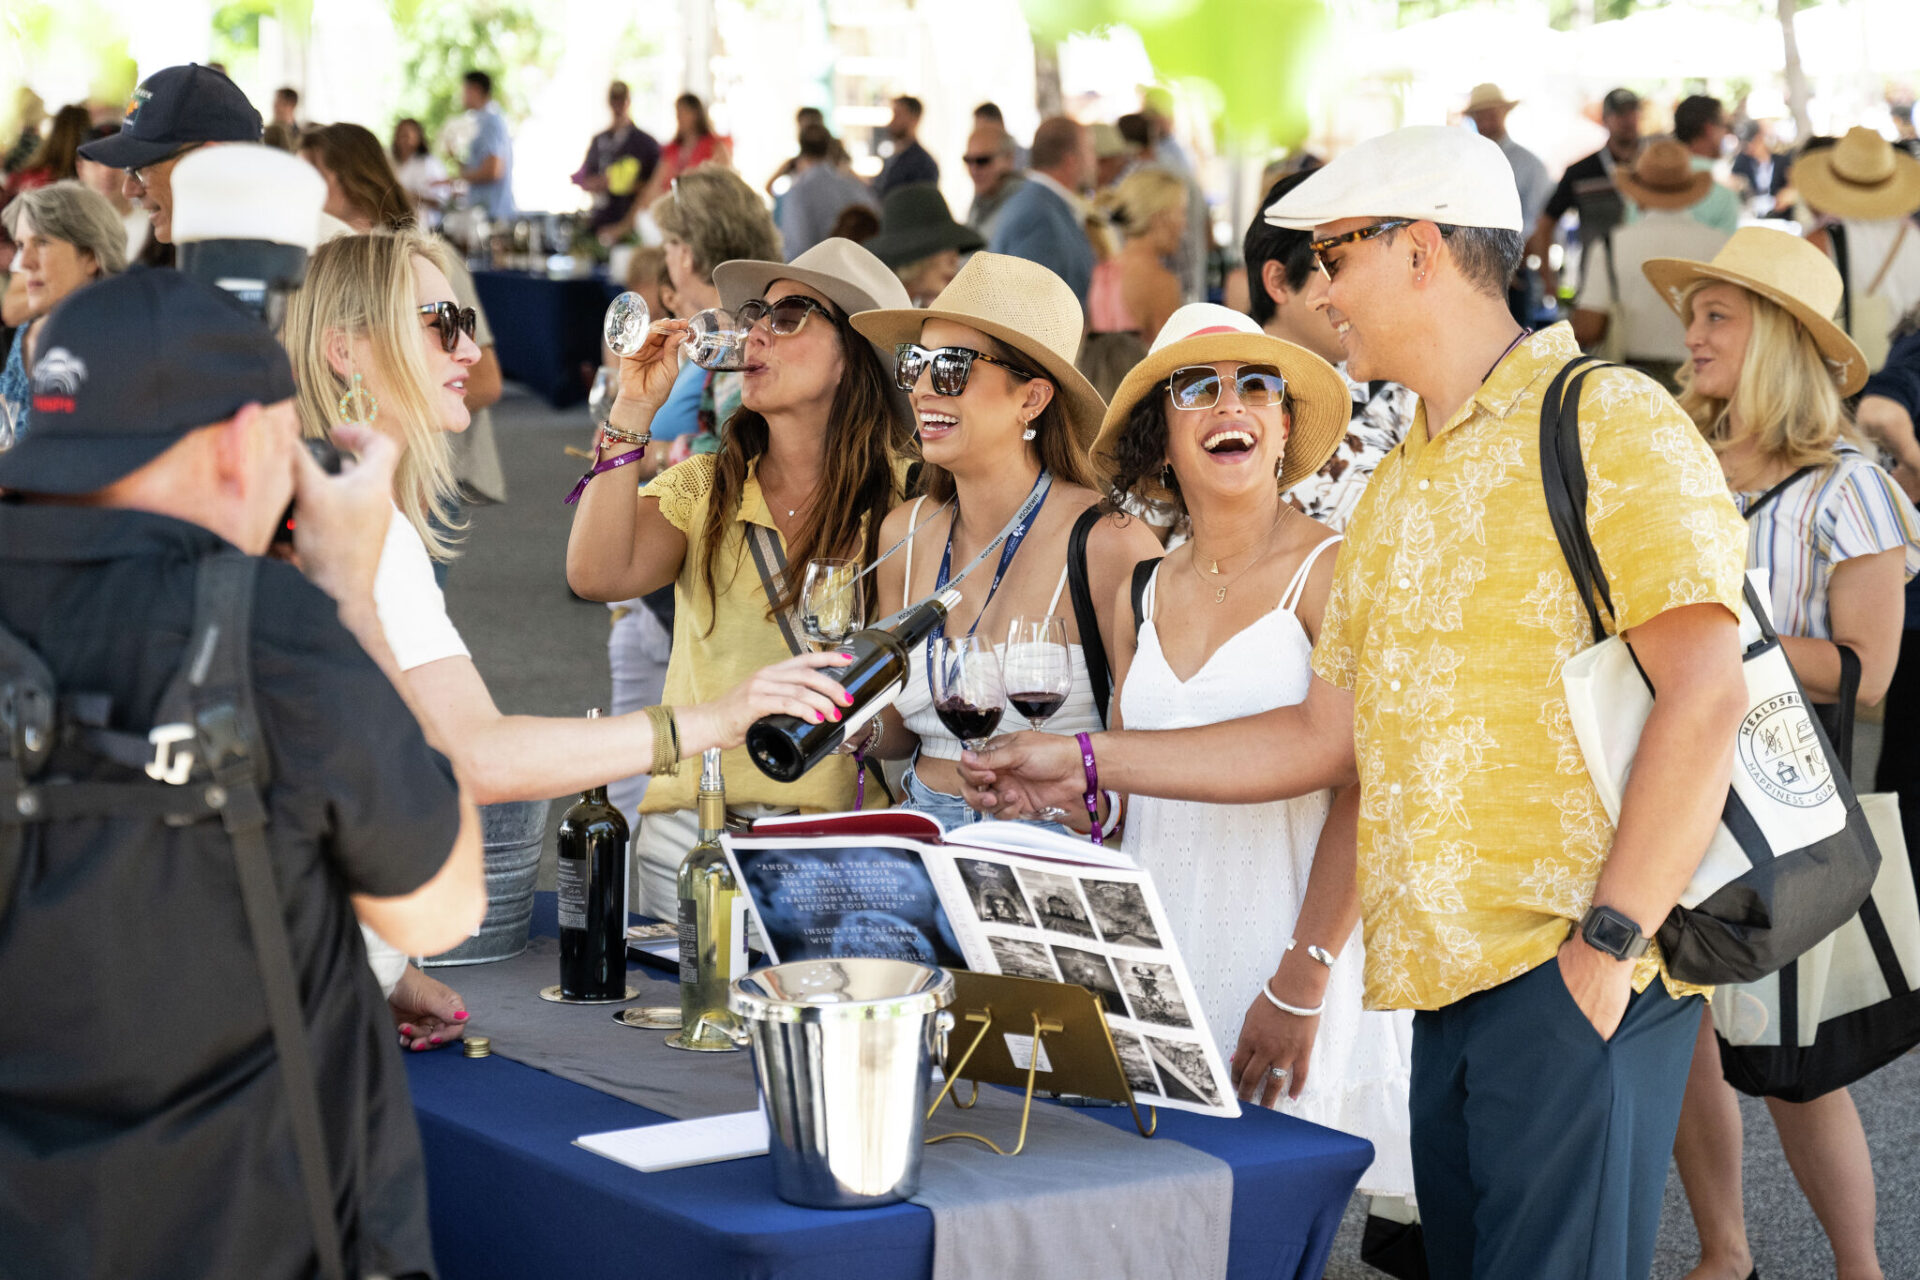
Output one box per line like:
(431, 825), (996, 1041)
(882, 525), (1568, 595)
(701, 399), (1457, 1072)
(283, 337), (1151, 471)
(76, 64), (263, 171)
(0, 271), (297, 495)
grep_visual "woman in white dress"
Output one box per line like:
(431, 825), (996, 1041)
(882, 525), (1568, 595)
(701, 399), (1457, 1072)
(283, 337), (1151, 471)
(1088, 304), (1415, 1198)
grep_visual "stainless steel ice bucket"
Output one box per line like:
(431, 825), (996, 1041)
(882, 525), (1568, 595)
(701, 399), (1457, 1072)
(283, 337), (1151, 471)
(729, 959), (955, 1209)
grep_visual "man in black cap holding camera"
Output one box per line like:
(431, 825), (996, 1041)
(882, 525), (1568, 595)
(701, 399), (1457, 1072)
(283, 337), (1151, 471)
(77, 63), (262, 246)
(0, 270), (481, 1278)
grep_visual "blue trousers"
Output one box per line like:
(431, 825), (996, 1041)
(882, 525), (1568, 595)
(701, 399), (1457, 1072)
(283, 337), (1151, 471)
(1411, 957), (1702, 1280)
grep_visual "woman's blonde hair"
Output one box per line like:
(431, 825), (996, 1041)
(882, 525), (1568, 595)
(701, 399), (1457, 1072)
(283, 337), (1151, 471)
(650, 163), (781, 281)
(1675, 279), (1856, 468)
(282, 229), (463, 558)
(1096, 167), (1186, 243)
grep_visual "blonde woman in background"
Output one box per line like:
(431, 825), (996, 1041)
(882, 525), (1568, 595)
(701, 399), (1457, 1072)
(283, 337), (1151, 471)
(1079, 166), (1187, 400)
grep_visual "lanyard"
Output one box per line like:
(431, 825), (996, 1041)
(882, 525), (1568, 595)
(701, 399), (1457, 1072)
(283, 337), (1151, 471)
(926, 470), (1052, 671)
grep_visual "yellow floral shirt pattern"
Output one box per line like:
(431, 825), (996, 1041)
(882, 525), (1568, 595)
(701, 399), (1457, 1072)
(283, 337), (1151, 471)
(1310, 325), (1748, 1012)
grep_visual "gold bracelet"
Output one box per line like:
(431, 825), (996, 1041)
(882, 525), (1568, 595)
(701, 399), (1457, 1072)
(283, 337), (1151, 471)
(643, 704), (680, 777)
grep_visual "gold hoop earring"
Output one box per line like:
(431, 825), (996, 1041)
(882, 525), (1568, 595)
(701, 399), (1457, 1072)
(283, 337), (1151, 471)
(338, 372), (379, 426)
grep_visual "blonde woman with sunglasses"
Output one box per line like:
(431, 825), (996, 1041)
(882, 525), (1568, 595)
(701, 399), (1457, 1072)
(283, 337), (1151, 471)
(283, 230), (852, 1042)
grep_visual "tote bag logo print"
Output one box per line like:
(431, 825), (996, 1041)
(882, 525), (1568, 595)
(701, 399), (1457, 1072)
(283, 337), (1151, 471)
(1738, 693), (1835, 809)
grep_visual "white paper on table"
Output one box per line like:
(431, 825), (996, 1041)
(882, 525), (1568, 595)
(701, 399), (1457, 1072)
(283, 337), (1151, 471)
(574, 1108), (770, 1173)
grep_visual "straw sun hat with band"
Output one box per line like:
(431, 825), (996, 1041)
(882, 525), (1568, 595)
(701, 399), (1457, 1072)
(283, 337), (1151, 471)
(1644, 225), (1870, 397)
(1089, 303), (1349, 506)
(1790, 126), (1920, 222)
(850, 250), (1107, 454)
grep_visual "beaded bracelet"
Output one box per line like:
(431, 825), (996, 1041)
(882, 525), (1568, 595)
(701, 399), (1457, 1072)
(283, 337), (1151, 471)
(1261, 979), (1324, 1018)
(599, 424), (652, 448)
(1075, 732), (1102, 847)
(643, 704), (680, 778)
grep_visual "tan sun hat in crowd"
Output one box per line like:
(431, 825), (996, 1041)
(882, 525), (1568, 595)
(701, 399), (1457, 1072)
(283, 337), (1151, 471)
(1790, 126), (1920, 222)
(1089, 304), (1348, 504)
(850, 251), (1107, 449)
(1615, 139), (1712, 210)
(1465, 83), (1518, 113)
(1643, 225), (1869, 396)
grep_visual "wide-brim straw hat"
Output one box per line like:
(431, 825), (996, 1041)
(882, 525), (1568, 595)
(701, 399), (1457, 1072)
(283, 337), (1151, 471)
(1089, 303), (1349, 503)
(1644, 225), (1869, 396)
(1465, 83), (1518, 113)
(1615, 138), (1712, 211)
(850, 251), (1106, 450)
(862, 182), (984, 270)
(1790, 126), (1920, 222)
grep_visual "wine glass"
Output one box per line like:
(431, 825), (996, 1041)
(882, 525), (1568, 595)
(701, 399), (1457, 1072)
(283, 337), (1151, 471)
(586, 366), (618, 427)
(800, 558), (864, 651)
(603, 291), (652, 357)
(685, 307), (752, 371)
(1002, 617), (1073, 730)
(931, 636), (1006, 756)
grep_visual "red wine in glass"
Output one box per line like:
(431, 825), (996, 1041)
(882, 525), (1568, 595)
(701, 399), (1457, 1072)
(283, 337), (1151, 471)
(930, 635), (1006, 754)
(935, 698), (1004, 743)
(1007, 691), (1066, 721)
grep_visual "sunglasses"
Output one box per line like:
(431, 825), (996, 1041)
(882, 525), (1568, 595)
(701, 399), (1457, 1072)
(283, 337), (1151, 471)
(895, 343), (1041, 397)
(418, 301), (478, 352)
(736, 294), (834, 336)
(1308, 218), (1413, 280)
(962, 153), (999, 168)
(1166, 363), (1287, 411)
(129, 142), (203, 187)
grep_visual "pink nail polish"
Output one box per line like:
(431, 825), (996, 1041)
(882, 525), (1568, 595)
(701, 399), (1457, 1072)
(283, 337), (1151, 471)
(410, 1042), (426, 1052)
(453, 1010), (468, 1021)
(840, 691), (854, 705)
(430, 1036), (443, 1045)
(811, 712), (823, 723)
(831, 708), (842, 722)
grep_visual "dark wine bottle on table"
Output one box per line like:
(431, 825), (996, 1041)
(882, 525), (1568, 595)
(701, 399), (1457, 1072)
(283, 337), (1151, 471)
(746, 588), (962, 782)
(557, 709), (630, 1000)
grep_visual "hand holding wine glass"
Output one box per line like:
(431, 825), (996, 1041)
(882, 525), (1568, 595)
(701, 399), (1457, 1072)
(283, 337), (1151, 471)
(931, 635), (1006, 758)
(601, 292), (687, 417)
(800, 558), (864, 652)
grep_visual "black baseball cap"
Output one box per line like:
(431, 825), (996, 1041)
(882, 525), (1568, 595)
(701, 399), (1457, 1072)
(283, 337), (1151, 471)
(1602, 88), (1642, 117)
(0, 271), (297, 495)
(76, 64), (263, 171)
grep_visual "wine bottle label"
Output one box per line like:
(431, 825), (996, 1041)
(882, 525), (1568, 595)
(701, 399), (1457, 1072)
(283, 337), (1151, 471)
(556, 855), (589, 931)
(727, 897), (749, 981)
(836, 673), (903, 744)
(677, 898), (700, 985)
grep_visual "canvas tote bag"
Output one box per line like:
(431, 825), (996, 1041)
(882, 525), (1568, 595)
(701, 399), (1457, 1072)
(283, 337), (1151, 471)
(1539, 357), (1881, 986)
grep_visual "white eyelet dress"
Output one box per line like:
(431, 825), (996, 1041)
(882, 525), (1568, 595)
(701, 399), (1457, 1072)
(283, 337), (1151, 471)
(1119, 537), (1415, 1197)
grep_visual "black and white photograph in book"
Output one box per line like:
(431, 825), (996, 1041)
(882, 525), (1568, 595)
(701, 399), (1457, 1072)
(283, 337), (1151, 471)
(988, 936), (1060, 982)
(1082, 879), (1162, 949)
(1013, 868), (1098, 939)
(1146, 1038), (1224, 1108)
(955, 857), (1037, 927)
(1117, 960), (1192, 1028)
(1112, 1029), (1162, 1099)
(1051, 944), (1130, 1019)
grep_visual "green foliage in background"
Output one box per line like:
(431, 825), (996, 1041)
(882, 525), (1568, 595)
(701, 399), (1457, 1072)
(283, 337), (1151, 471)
(389, 0), (553, 142)
(1022, 0), (1331, 149)
(0, 0), (137, 111)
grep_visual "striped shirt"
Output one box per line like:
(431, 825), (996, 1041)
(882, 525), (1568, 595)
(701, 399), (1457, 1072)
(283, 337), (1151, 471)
(1735, 444), (1920, 640)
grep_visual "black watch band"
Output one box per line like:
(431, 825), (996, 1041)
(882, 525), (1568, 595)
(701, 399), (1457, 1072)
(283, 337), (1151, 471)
(1579, 905), (1652, 960)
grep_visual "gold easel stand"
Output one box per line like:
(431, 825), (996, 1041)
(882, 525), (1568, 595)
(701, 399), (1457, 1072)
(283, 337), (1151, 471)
(925, 970), (1156, 1156)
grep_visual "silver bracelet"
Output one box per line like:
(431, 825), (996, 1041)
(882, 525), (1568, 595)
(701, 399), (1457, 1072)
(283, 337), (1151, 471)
(600, 424), (652, 448)
(1286, 937), (1337, 971)
(1261, 979), (1324, 1018)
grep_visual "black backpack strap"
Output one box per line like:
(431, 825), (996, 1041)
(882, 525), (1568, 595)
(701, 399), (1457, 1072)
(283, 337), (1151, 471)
(1743, 466), (1817, 521)
(180, 553), (349, 1280)
(1066, 506), (1112, 728)
(1130, 557), (1162, 639)
(1538, 355), (1618, 643)
(0, 623), (58, 920)
(1829, 222), (1854, 336)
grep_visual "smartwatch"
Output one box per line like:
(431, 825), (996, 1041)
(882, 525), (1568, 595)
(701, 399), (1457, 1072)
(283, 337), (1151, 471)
(1578, 905), (1652, 961)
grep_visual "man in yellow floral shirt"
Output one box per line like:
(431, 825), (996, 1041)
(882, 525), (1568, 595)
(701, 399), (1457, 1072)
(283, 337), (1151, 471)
(963, 127), (1750, 1279)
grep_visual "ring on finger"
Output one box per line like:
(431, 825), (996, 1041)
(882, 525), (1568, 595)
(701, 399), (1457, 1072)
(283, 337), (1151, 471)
(1267, 1065), (1291, 1083)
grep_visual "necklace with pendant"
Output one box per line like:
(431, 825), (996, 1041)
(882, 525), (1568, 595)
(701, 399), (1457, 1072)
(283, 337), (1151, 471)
(1187, 507), (1285, 603)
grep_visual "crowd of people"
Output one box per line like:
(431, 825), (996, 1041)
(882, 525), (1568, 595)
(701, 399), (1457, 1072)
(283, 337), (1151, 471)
(4, 53), (1920, 1280)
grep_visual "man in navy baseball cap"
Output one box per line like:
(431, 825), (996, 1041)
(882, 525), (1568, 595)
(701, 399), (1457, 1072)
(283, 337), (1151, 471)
(77, 64), (263, 245)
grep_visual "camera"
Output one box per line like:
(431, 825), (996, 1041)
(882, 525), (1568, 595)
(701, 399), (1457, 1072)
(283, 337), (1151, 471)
(170, 145), (328, 328)
(272, 437), (346, 548)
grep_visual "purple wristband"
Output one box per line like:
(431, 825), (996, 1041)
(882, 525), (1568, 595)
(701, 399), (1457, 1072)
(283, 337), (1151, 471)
(1076, 731), (1102, 847)
(563, 446), (648, 505)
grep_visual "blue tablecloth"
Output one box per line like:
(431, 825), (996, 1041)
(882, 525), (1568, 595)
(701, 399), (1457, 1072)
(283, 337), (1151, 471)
(470, 269), (621, 409)
(405, 897), (1373, 1280)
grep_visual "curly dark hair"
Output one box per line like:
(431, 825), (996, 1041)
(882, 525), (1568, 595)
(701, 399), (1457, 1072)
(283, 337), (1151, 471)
(1102, 392), (1182, 516)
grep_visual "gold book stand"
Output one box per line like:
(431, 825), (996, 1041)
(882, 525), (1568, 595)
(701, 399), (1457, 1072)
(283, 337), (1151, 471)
(925, 970), (1157, 1156)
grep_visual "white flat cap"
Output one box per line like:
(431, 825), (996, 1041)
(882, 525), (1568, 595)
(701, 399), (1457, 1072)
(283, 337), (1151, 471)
(1265, 125), (1523, 233)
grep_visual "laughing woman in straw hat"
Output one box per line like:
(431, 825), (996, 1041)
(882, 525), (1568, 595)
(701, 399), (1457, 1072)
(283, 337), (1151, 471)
(1795, 126), (1920, 372)
(1651, 227), (1920, 1280)
(1089, 303), (1414, 1192)
(849, 252), (1163, 832)
(567, 238), (916, 917)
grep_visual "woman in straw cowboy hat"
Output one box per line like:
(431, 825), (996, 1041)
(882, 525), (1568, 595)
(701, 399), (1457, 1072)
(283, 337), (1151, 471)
(1649, 226), (1920, 1280)
(1795, 125), (1920, 371)
(849, 251), (1162, 832)
(567, 238), (917, 917)
(1091, 302), (1416, 1193)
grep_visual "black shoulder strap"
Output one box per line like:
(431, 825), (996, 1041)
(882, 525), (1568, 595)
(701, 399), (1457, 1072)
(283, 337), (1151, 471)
(1829, 222), (1854, 336)
(1819, 645), (1862, 779)
(1130, 557), (1162, 639)
(1538, 355), (1618, 642)
(1066, 506), (1111, 728)
(1743, 466), (1818, 522)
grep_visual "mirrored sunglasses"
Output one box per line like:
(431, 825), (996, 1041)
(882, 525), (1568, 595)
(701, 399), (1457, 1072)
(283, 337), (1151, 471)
(1166, 363), (1287, 411)
(736, 294), (834, 336)
(894, 343), (1041, 397)
(417, 301), (478, 353)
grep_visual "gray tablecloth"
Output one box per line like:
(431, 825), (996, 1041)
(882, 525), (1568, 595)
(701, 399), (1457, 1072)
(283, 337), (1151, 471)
(448, 938), (1231, 1280)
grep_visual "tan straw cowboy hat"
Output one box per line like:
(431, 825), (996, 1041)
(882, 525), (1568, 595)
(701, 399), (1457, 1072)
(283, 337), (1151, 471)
(1615, 139), (1712, 211)
(1090, 304), (1348, 503)
(1790, 126), (1920, 222)
(851, 251), (1107, 449)
(1643, 225), (1869, 396)
(1465, 83), (1519, 113)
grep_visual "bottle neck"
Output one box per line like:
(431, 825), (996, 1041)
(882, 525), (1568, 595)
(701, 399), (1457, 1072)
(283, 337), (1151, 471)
(584, 783), (611, 805)
(696, 788), (726, 838)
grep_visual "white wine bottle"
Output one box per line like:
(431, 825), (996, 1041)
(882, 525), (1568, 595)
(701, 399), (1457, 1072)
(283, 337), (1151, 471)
(666, 749), (746, 1052)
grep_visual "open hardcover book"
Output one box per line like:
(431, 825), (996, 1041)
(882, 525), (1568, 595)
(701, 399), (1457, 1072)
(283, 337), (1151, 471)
(723, 811), (1239, 1118)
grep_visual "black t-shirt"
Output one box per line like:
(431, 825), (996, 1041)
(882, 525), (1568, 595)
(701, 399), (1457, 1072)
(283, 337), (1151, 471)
(0, 506), (462, 1280)
(579, 122), (661, 230)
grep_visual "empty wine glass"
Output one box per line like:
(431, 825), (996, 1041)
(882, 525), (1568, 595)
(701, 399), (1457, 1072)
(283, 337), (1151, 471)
(930, 635), (1006, 756)
(1002, 616), (1073, 731)
(685, 307), (752, 371)
(586, 366), (618, 427)
(603, 291), (652, 357)
(800, 558), (864, 651)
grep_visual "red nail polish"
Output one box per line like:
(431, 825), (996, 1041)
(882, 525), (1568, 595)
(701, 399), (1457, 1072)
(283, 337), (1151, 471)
(410, 1042), (426, 1052)
(430, 1036), (443, 1045)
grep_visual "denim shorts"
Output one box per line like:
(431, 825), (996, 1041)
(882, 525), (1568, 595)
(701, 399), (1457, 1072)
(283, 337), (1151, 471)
(900, 758), (1078, 840)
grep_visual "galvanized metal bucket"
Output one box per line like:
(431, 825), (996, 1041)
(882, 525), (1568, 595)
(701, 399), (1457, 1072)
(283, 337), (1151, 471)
(730, 959), (955, 1208)
(421, 798), (550, 967)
